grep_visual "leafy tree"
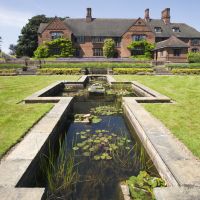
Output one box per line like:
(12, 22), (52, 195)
(127, 40), (155, 58)
(16, 15), (50, 57)
(9, 44), (17, 55)
(34, 38), (74, 58)
(103, 39), (116, 58)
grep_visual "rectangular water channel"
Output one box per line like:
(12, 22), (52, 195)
(23, 76), (159, 200)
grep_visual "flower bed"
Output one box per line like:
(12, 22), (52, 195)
(37, 68), (82, 75)
(113, 68), (154, 75)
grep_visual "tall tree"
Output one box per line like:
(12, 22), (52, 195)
(16, 15), (50, 57)
(9, 44), (17, 55)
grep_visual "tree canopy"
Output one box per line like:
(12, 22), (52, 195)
(15, 15), (50, 57)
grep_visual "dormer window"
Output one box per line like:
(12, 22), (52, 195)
(172, 27), (180, 33)
(51, 32), (63, 40)
(154, 27), (162, 33)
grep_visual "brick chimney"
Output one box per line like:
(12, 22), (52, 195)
(162, 8), (170, 24)
(86, 8), (92, 22)
(144, 9), (150, 21)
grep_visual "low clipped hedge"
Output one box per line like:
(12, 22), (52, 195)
(41, 62), (152, 69)
(167, 63), (200, 69)
(113, 68), (154, 75)
(37, 68), (82, 75)
(0, 63), (25, 69)
(172, 69), (200, 75)
(0, 69), (18, 75)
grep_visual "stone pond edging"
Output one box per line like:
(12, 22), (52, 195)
(0, 75), (200, 199)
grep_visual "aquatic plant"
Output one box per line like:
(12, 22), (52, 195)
(41, 140), (79, 199)
(127, 171), (166, 200)
(90, 105), (122, 116)
(74, 114), (102, 124)
(73, 129), (133, 161)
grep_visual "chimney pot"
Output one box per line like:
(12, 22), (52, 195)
(86, 8), (92, 22)
(162, 8), (170, 24)
(144, 8), (150, 21)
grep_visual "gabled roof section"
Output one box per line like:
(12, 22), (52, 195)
(63, 18), (136, 37)
(147, 19), (200, 38)
(38, 17), (68, 34)
(155, 36), (189, 50)
(38, 23), (48, 34)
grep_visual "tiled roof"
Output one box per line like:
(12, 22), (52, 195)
(155, 36), (189, 50)
(38, 18), (200, 38)
(147, 19), (200, 38)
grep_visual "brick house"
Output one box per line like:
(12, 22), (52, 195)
(38, 8), (200, 62)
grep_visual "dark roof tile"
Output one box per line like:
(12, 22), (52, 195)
(155, 36), (189, 50)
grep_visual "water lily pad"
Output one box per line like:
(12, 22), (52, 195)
(83, 152), (90, 157)
(73, 146), (79, 151)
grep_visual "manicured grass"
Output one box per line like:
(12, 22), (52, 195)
(0, 75), (80, 158)
(115, 75), (200, 158)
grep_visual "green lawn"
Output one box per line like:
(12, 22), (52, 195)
(0, 75), (80, 158)
(115, 75), (200, 158)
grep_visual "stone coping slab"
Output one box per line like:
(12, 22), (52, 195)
(24, 75), (88, 103)
(122, 97), (200, 199)
(0, 97), (73, 199)
(0, 188), (45, 200)
(154, 187), (200, 200)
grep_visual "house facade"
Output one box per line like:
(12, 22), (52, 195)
(38, 8), (200, 62)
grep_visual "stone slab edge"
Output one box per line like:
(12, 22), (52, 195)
(122, 97), (200, 199)
(24, 76), (88, 103)
(0, 97), (73, 200)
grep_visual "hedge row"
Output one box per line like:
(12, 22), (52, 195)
(113, 68), (154, 75)
(0, 69), (18, 75)
(172, 69), (200, 75)
(37, 68), (82, 75)
(0, 63), (25, 69)
(167, 63), (200, 69)
(41, 62), (152, 69)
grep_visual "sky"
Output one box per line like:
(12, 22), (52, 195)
(0, 0), (200, 53)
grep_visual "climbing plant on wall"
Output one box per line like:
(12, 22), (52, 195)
(127, 40), (155, 58)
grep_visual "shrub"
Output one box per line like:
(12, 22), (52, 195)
(34, 38), (75, 58)
(187, 52), (200, 63)
(172, 68), (200, 75)
(37, 68), (81, 75)
(113, 68), (153, 74)
(0, 63), (25, 69)
(41, 62), (152, 69)
(103, 39), (116, 58)
(167, 63), (200, 69)
(127, 40), (155, 59)
(0, 69), (17, 75)
(34, 44), (49, 58)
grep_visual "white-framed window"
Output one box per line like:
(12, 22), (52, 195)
(172, 27), (180, 33)
(51, 32), (63, 40)
(191, 39), (200, 46)
(192, 48), (199, 53)
(113, 37), (121, 47)
(154, 27), (162, 33)
(93, 48), (103, 56)
(76, 36), (85, 43)
(132, 35), (146, 41)
(173, 49), (181, 57)
(92, 37), (105, 43)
